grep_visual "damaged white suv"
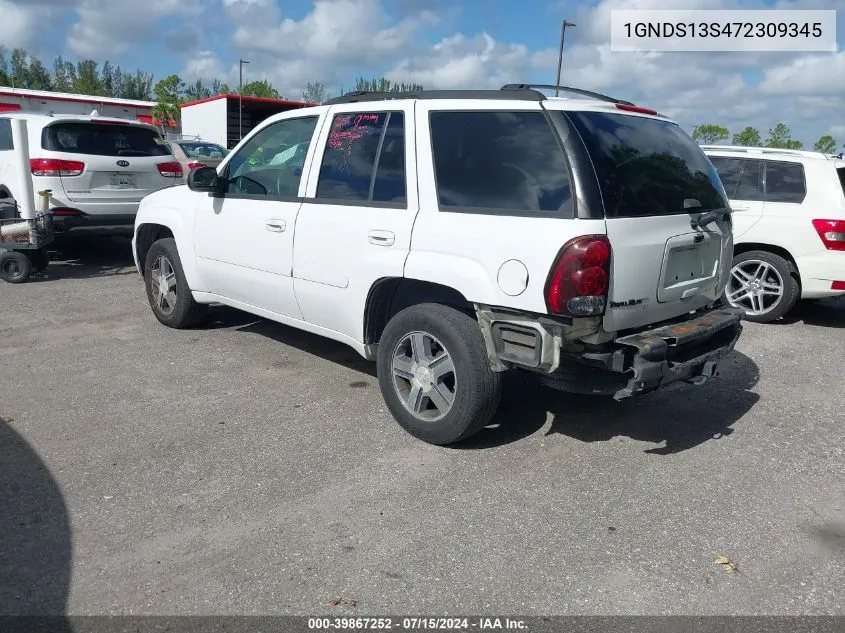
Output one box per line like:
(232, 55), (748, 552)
(133, 84), (744, 445)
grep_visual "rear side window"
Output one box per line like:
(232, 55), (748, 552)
(709, 157), (743, 198)
(735, 159), (764, 201)
(764, 161), (806, 203)
(316, 111), (406, 205)
(429, 111), (572, 216)
(0, 119), (12, 150)
(178, 142), (226, 159)
(42, 122), (171, 157)
(567, 111), (727, 217)
(838, 168), (845, 198)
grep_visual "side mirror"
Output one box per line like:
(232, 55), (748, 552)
(187, 166), (220, 192)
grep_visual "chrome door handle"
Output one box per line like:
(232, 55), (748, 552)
(731, 203), (750, 211)
(368, 230), (395, 246)
(265, 219), (286, 232)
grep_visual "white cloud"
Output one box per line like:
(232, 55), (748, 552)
(759, 52), (845, 95)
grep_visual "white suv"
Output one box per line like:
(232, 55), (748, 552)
(703, 145), (845, 322)
(0, 113), (183, 235)
(133, 85), (744, 445)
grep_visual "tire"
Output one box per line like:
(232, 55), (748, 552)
(376, 303), (502, 445)
(725, 250), (799, 323)
(29, 249), (49, 273)
(143, 238), (208, 328)
(0, 251), (32, 284)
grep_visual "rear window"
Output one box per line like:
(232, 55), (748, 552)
(838, 168), (845, 197)
(42, 122), (171, 157)
(566, 111), (728, 217)
(178, 142), (227, 159)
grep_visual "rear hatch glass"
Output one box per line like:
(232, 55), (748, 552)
(564, 110), (733, 331)
(41, 122), (174, 205)
(566, 111), (728, 217)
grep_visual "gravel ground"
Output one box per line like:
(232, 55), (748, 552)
(1, 237), (843, 616)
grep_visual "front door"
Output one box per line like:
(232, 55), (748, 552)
(194, 114), (323, 318)
(292, 104), (418, 342)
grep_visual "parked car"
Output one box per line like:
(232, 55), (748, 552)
(0, 112), (182, 237)
(133, 84), (744, 445)
(166, 140), (228, 176)
(703, 145), (845, 323)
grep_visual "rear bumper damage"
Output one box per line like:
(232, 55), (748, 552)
(477, 304), (744, 399)
(598, 307), (744, 400)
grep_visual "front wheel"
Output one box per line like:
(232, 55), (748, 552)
(0, 251), (32, 283)
(143, 238), (208, 328)
(724, 250), (799, 323)
(376, 303), (502, 445)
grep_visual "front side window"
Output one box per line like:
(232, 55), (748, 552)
(764, 161), (806, 203)
(735, 159), (764, 201)
(224, 116), (318, 198)
(430, 111), (572, 215)
(42, 122), (171, 156)
(0, 119), (12, 151)
(316, 111), (406, 204)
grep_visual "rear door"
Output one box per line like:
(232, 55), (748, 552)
(707, 156), (764, 238)
(563, 109), (733, 332)
(41, 121), (175, 208)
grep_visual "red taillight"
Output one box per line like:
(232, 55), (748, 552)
(187, 162), (207, 170)
(615, 103), (658, 116)
(51, 208), (81, 216)
(812, 219), (845, 251)
(30, 159), (85, 177)
(545, 235), (611, 316)
(832, 281), (845, 290)
(157, 161), (183, 178)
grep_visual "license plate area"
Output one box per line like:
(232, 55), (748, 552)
(108, 173), (137, 188)
(657, 232), (721, 303)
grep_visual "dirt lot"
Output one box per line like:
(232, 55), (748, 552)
(1, 237), (843, 616)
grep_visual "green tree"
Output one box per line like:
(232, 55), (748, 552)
(120, 70), (154, 100)
(352, 76), (424, 93)
(732, 126), (762, 147)
(211, 79), (232, 95)
(53, 56), (76, 92)
(691, 124), (729, 145)
(101, 61), (115, 97)
(11, 48), (29, 88)
(152, 74), (184, 130)
(302, 81), (327, 104)
(813, 135), (837, 154)
(184, 79), (211, 101)
(0, 46), (10, 85)
(27, 58), (52, 90)
(240, 78), (279, 98)
(765, 122), (802, 150)
(73, 60), (102, 95)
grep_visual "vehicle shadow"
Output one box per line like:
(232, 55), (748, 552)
(776, 298), (845, 328)
(27, 235), (137, 282)
(0, 418), (72, 628)
(204, 306), (378, 378)
(456, 350), (760, 454)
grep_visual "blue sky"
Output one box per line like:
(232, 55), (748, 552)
(3, 0), (844, 147)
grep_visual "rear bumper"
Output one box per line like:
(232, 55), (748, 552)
(795, 251), (845, 299)
(593, 307), (744, 400)
(52, 212), (136, 236)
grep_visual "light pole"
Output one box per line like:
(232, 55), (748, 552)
(239, 59), (250, 141)
(555, 20), (576, 96)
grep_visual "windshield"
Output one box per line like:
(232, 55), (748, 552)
(566, 111), (728, 218)
(42, 122), (171, 157)
(178, 142), (227, 159)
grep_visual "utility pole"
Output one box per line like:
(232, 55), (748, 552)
(555, 20), (576, 96)
(239, 59), (250, 141)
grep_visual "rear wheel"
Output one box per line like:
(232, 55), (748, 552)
(377, 303), (502, 445)
(0, 251), (32, 283)
(144, 238), (208, 328)
(725, 250), (799, 323)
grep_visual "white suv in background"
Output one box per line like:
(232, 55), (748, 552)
(703, 146), (845, 323)
(0, 113), (183, 236)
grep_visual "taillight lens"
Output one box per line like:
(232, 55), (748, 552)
(812, 219), (845, 251)
(545, 235), (611, 317)
(187, 162), (207, 170)
(30, 159), (85, 177)
(157, 162), (184, 178)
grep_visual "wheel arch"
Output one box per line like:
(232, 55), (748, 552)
(733, 242), (801, 288)
(363, 277), (476, 346)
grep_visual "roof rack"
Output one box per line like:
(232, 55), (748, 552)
(700, 145), (835, 160)
(323, 84), (636, 106)
(500, 84), (636, 106)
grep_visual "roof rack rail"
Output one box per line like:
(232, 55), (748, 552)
(500, 83), (636, 106)
(700, 145), (835, 159)
(323, 88), (545, 105)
